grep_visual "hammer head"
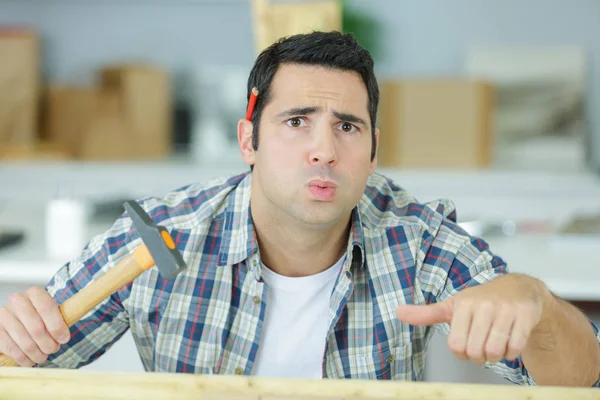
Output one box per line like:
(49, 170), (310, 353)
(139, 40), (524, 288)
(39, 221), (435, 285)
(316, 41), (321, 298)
(123, 200), (187, 280)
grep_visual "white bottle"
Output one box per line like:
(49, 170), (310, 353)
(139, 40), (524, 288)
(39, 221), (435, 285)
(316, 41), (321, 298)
(45, 197), (88, 261)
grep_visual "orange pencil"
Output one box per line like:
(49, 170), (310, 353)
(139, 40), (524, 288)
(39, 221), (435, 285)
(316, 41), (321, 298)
(246, 87), (259, 121)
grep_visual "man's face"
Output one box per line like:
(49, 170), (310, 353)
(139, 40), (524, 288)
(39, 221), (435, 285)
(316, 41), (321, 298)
(242, 63), (378, 228)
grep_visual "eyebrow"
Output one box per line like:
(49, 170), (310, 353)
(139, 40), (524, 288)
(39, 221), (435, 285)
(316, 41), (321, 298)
(275, 106), (368, 127)
(332, 110), (367, 127)
(276, 106), (320, 119)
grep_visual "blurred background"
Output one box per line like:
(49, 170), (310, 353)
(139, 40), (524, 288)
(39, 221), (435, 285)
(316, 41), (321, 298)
(0, 0), (600, 385)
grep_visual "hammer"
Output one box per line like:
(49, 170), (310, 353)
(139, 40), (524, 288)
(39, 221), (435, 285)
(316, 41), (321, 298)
(0, 201), (186, 367)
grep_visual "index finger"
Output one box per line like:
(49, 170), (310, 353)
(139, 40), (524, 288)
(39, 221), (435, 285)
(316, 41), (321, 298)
(26, 287), (70, 344)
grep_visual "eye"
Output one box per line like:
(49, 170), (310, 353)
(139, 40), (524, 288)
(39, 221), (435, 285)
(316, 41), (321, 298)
(339, 122), (358, 134)
(286, 117), (307, 128)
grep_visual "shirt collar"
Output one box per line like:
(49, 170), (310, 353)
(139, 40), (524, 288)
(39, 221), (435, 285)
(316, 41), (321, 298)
(217, 172), (258, 266)
(346, 206), (366, 271)
(217, 172), (366, 270)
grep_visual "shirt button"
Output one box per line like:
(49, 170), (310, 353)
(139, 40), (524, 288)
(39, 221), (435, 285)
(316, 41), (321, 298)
(253, 260), (258, 267)
(386, 354), (395, 364)
(252, 295), (261, 304)
(234, 367), (244, 375)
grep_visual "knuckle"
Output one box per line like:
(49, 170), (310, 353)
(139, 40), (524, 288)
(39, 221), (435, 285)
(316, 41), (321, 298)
(28, 322), (47, 339)
(511, 332), (528, 348)
(459, 298), (474, 310)
(34, 299), (57, 315)
(47, 326), (67, 340)
(478, 301), (495, 313)
(33, 302), (52, 316)
(25, 286), (42, 297)
(465, 347), (481, 361)
(30, 352), (48, 365)
(497, 304), (514, 318)
(507, 343), (522, 356)
(448, 339), (465, 354)
(21, 340), (39, 355)
(27, 287), (56, 313)
(517, 300), (536, 314)
(38, 338), (61, 355)
(485, 348), (504, 362)
(0, 307), (10, 326)
(6, 292), (26, 308)
(50, 341), (61, 353)
(14, 354), (33, 367)
(2, 339), (18, 358)
(454, 352), (468, 360)
(3, 341), (35, 367)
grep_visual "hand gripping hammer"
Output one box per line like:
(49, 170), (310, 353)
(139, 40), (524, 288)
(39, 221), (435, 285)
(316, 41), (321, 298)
(0, 201), (187, 367)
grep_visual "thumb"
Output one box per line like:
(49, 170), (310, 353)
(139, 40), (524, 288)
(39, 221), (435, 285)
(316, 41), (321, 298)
(396, 298), (454, 326)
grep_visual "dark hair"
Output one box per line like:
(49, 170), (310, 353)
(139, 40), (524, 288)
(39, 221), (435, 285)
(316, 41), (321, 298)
(246, 30), (379, 161)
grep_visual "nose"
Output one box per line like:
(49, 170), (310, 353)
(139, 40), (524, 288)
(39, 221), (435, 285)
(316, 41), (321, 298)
(309, 129), (337, 166)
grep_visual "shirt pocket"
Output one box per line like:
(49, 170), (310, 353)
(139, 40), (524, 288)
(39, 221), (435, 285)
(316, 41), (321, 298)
(373, 343), (413, 380)
(340, 343), (413, 380)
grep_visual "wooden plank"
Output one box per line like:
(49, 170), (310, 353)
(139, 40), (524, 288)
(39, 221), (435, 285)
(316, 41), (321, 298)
(203, 392), (259, 400)
(0, 367), (598, 400)
(262, 397), (341, 400)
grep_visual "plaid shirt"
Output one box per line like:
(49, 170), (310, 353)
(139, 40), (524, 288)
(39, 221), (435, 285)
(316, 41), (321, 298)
(39, 171), (600, 385)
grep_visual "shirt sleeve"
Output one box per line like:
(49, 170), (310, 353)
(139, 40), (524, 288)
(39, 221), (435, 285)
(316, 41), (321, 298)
(34, 212), (136, 369)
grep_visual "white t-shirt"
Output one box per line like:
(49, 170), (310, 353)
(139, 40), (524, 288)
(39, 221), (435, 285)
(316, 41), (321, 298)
(251, 255), (346, 378)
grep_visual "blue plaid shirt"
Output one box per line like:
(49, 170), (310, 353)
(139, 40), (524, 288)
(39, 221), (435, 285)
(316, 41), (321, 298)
(38, 171), (600, 384)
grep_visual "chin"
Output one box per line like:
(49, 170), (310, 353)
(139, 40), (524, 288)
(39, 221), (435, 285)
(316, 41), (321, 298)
(293, 207), (347, 227)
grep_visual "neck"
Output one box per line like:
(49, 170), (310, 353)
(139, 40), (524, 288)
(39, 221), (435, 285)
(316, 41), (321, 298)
(251, 206), (351, 278)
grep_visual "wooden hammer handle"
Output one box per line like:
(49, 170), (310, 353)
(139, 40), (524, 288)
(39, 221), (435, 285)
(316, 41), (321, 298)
(0, 245), (154, 367)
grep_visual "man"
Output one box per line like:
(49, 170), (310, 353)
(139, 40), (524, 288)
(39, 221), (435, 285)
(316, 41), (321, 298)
(0, 31), (599, 386)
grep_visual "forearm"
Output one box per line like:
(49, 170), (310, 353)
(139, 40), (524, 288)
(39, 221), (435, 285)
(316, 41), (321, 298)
(522, 290), (600, 387)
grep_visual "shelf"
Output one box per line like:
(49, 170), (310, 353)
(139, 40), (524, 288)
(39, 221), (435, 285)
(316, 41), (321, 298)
(2, 159), (599, 196)
(1, 159), (599, 223)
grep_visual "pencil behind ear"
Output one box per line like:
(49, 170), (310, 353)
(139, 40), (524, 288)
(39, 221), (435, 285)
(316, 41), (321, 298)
(246, 87), (259, 121)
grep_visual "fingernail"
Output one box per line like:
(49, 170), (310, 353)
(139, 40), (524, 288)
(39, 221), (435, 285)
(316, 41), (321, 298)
(59, 334), (70, 344)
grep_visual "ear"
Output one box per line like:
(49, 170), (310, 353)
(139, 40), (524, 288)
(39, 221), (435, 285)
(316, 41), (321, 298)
(369, 127), (379, 175)
(237, 118), (255, 166)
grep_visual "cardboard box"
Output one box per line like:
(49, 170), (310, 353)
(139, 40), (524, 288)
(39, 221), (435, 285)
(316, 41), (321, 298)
(99, 65), (172, 159)
(42, 65), (172, 161)
(44, 86), (98, 156)
(378, 79), (494, 168)
(252, 0), (341, 54)
(0, 29), (39, 148)
(79, 90), (133, 160)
